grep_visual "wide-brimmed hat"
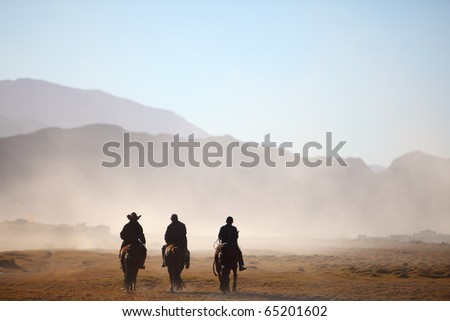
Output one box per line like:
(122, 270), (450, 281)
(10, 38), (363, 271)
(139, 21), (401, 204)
(127, 212), (141, 221)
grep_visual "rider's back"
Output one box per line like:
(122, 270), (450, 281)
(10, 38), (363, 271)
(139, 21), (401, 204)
(121, 220), (145, 244)
(219, 224), (238, 245)
(165, 220), (187, 248)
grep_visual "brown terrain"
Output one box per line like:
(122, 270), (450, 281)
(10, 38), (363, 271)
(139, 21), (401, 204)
(1, 242), (449, 301)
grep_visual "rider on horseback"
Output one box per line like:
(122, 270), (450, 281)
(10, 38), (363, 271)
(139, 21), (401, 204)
(161, 214), (190, 269)
(218, 216), (246, 271)
(120, 212), (147, 269)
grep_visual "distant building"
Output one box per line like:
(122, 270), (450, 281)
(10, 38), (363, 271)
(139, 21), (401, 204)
(411, 230), (450, 244)
(387, 230), (450, 244)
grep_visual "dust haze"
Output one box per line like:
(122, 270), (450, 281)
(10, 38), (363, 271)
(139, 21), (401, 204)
(1, 124), (449, 252)
(0, 80), (449, 252)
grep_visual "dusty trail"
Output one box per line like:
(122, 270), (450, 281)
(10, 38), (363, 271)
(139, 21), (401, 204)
(1, 243), (449, 300)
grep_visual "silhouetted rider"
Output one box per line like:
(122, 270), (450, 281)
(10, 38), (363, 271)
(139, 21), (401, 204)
(161, 214), (190, 269)
(218, 216), (246, 271)
(120, 212), (147, 269)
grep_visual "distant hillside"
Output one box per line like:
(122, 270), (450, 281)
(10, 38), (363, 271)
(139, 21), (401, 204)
(0, 219), (119, 250)
(0, 125), (449, 244)
(0, 78), (208, 137)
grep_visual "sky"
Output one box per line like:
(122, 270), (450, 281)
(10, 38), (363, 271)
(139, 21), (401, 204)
(1, 0), (450, 166)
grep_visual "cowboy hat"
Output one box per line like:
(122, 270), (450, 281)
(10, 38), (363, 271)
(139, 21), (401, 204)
(127, 212), (141, 220)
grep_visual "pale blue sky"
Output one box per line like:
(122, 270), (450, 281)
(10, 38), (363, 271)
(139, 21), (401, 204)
(1, 0), (450, 165)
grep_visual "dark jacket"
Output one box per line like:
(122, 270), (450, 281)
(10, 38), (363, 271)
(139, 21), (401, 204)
(218, 224), (239, 245)
(164, 221), (187, 249)
(120, 220), (146, 245)
(164, 220), (187, 248)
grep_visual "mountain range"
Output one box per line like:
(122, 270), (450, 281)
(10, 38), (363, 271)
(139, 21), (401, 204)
(0, 79), (449, 249)
(0, 78), (207, 137)
(0, 124), (448, 246)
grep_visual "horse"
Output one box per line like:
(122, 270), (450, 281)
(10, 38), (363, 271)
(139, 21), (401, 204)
(164, 244), (185, 292)
(213, 242), (239, 293)
(120, 243), (142, 292)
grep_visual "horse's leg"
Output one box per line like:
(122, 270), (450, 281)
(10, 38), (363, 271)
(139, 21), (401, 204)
(178, 254), (185, 290)
(126, 265), (136, 292)
(225, 269), (231, 293)
(219, 268), (224, 292)
(170, 283), (175, 292)
(123, 272), (128, 291)
(124, 262), (130, 291)
(176, 271), (181, 291)
(221, 267), (230, 293)
(175, 269), (180, 291)
(232, 267), (237, 292)
(133, 268), (138, 291)
(168, 267), (175, 292)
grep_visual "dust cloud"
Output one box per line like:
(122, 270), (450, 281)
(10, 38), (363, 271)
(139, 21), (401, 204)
(0, 126), (449, 251)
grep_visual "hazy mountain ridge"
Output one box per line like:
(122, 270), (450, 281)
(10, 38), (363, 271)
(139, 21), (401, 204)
(0, 116), (48, 137)
(0, 78), (208, 137)
(0, 125), (449, 244)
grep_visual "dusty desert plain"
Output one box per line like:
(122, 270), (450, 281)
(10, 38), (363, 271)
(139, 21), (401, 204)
(1, 241), (449, 301)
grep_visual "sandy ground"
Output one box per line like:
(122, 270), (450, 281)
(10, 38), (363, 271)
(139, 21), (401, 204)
(1, 242), (449, 301)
